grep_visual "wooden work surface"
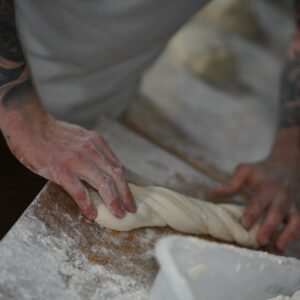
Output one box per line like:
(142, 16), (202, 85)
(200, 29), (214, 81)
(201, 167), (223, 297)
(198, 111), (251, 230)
(0, 119), (222, 300)
(0, 5), (298, 299)
(0, 119), (299, 300)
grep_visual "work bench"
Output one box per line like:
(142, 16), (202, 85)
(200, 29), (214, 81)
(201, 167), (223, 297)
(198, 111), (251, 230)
(0, 118), (299, 300)
(0, 4), (299, 296)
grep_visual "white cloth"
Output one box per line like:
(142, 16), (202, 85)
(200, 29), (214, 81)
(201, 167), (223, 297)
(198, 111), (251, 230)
(14, 0), (209, 127)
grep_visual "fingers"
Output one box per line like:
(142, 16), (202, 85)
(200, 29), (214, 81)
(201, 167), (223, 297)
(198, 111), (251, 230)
(241, 182), (278, 230)
(78, 164), (128, 218)
(88, 131), (120, 166)
(76, 137), (137, 215)
(87, 132), (137, 213)
(212, 159), (300, 251)
(214, 164), (260, 196)
(77, 152), (137, 215)
(85, 145), (136, 214)
(85, 168), (126, 218)
(256, 194), (287, 247)
(92, 172), (128, 219)
(61, 175), (97, 220)
(276, 210), (300, 251)
(103, 165), (137, 213)
(51, 128), (136, 219)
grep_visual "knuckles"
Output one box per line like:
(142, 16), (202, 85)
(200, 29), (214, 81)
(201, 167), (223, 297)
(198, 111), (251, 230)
(101, 175), (115, 192)
(51, 153), (83, 180)
(80, 140), (98, 154)
(111, 165), (126, 180)
(52, 162), (69, 180)
(88, 131), (108, 146)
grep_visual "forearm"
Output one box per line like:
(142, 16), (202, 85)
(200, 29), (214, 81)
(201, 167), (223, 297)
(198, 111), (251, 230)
(0, 0), (44, 139)
(279, 1), (300, 129)
(0, 2), (135, 220)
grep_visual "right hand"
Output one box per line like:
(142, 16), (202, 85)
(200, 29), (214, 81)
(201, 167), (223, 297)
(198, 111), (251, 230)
(2, 99), (136, 220)
(214, 128), (300, 251)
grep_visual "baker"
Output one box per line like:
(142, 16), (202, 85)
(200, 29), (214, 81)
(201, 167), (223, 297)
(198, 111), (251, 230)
(0, 0), (299, 251)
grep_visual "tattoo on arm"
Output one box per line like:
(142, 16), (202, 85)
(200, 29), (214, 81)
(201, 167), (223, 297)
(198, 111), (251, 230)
(0, 0), (32, 108)
(280, 50), (300, 127)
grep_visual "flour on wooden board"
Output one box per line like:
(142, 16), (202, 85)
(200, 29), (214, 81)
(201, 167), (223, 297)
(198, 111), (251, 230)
(0, 194), (162, 300)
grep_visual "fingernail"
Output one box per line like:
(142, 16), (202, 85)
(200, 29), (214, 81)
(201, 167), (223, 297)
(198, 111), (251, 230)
(109, 198), (126, 218)
(90, 209), (98, 220)
(116, 207), (126, 218)
(259, 235), (269, 246)
(83, 204), (97, 220)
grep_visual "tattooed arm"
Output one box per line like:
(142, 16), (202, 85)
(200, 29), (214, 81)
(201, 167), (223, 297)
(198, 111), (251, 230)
(0, 0), (136, 220)
(279, 0), (300, 128)
(214, 1), (300, 251)
(0, 0), (33, 109)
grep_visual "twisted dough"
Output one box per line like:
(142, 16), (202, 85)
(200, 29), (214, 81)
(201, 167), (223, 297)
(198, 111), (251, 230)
(92, 184), (259, 248)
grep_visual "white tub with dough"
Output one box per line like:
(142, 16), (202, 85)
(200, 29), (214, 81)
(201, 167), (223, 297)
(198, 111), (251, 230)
(149, 236), (300, 300)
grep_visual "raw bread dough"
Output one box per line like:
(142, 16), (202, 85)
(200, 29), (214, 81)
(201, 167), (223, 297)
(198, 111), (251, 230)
(92, 184), (259, 247)
(267, 291), (300, 300)
(167, 25), (236, 86)
(198, 0), (259, 39)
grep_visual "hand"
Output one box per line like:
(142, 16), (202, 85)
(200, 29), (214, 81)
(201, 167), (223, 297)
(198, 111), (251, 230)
(214, 129), (300, 251)
(3, 104), (136, 220)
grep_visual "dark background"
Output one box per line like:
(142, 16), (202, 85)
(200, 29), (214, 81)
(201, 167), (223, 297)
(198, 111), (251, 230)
(0, 133), (46, 239)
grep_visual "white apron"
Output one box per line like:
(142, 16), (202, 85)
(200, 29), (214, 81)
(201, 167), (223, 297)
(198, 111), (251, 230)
(14, 0), (209, 127)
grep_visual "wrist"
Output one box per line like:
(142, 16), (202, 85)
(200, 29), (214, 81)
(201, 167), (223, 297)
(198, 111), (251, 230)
(269, 127), (300, 161)
(0, 90), (46, 137)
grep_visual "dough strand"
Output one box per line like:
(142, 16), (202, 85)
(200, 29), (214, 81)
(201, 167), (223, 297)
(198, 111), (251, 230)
(92, 184), (259, 247)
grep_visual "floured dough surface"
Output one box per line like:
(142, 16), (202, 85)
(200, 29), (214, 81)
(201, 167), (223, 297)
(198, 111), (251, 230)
(167, 25), (236, 86)
(91, 184), (259, 247)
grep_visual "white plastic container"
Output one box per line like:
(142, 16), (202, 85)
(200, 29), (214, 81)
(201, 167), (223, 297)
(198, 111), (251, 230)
(149, 236), (300, 300)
